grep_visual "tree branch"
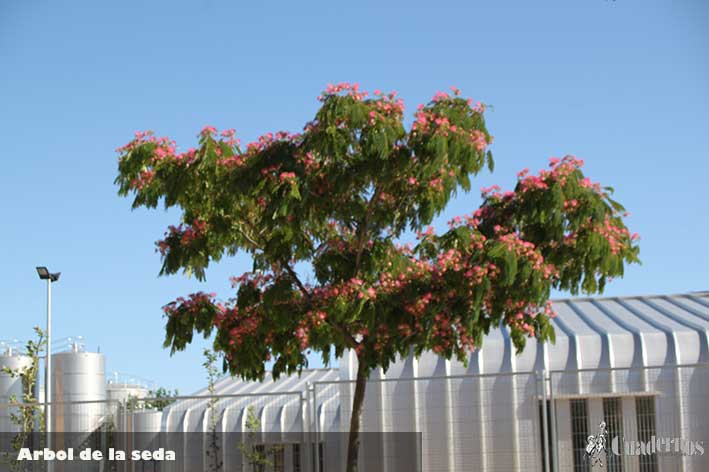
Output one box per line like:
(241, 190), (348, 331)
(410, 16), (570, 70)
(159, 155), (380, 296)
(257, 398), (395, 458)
(284, 264), (310, 299)
(281, 262), (359, 350)
(354, 185), (382, 273)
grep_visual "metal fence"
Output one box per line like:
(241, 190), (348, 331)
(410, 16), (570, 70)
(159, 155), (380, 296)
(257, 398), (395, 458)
(311, 371), (542, 472)
(309, 364), (708, 472)
(0, 399), (121, 472)
(124, 391), (308, 472)
(1, 364), (707, 472)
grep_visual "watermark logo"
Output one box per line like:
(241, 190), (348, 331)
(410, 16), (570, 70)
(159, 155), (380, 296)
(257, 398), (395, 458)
(585, 421), (608, 466)
(585, 421), (705, 466)
(611, 435), (704, 457)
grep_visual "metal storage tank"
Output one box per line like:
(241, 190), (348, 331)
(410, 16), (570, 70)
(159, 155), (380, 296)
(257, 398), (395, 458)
(131, 409), (162, 432)
(51, 341), (107, 434)
(106, 380), (150, 404)
(0, 343), (34, 433)
(114, 409), (163, 462)
(107, 383), (148, 403)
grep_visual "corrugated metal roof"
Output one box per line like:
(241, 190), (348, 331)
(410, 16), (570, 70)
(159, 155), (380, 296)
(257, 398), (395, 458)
(188, 367), (338, 396)
(181, 291), (708, 390)
(339, 291), (709, 379)
(161, 368), (339, 433)
(156, 291), (707, 436)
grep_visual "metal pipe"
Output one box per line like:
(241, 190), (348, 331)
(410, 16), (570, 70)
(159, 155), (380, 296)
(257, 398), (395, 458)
(540, 370), (550, 472)
(311, 369), (536, 384)
(46, 278), (53, 472)
(313, 384), (320, 472)
(136, 390), (305, 402)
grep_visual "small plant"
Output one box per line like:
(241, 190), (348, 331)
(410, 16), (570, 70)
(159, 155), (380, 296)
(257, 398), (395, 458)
(1, 327), (46, 471)
(238, 406), (281, 471)
(204, 349), (223, 472)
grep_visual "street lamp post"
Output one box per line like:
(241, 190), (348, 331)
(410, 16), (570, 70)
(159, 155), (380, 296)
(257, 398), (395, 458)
(36, 266), (60, 454)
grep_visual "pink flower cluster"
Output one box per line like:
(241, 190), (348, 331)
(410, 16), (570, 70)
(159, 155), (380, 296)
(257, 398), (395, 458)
(230, 271), (275, 289)
(412, 106), (489, 151)
(415, 226), (436, 239)
(497, 233), (557, 279)
(119, 131), (209, 191)
(594, 217), (636, 255)
(507, 155), (591, 196)
(200, 126), (217, 136)
(319, 82), (369, 102)
(293, 310), (328, 350)
(503, 299), (556, 337)
(163, 291), (216, 317)
(156, 219), (208, 255)
(279, 171), (297, 183)
(217, 305), (263, 347)
(297, 151), (320, 172)
(116, 130), (156, 154)
(430, 87), (485, 112)
(366, 94), (405, 125)
(476, 155), (638, 268)
(131, 169), (155, 190)
(446, 212), (485, 230)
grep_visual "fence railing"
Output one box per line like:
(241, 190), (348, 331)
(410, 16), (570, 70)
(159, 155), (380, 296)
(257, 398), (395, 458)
(312, 371), (542, 472)
(1, 363), (707, 472)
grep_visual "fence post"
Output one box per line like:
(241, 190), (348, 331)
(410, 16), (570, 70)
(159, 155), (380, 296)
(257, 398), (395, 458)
(300, 391), (307, 472)
(305, 384), (314, 472)
(548, 372), (558, 472)
(312, 383), (320, 472)
(539, 370), (551, 472)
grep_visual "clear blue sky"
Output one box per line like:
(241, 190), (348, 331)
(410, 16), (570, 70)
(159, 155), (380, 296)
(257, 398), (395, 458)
(1, 0), (707, 394)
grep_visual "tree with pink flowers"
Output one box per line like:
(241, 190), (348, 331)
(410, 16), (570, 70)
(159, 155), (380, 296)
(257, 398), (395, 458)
(115, 83), (639, 472)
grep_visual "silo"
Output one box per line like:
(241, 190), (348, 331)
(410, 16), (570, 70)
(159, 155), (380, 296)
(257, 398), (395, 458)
(106, 372), (150, 404)
(51, 342), (107, 434)
(107, 383), (149, 404)
(0, 344), (34, 433)
(114, 409), (163, 458)
(131, 409), (162, 432)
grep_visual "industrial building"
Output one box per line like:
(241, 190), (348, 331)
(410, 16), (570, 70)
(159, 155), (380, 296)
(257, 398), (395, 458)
(0, 338), (150, 436)
(2, 291), (708, 472)
(141, 291), (707, 471)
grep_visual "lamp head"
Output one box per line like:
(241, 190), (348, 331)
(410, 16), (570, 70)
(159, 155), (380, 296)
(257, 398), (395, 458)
(36, 267), (60, 282)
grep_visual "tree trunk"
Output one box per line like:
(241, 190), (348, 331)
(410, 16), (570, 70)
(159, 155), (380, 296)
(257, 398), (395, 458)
(346, 359), (368, 472)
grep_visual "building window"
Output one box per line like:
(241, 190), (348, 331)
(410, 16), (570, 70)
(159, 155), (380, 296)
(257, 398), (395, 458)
(273, 446), (284, 472)
(311, 442), (325, 472)
(636, 396), (658, 472)
(603, 397), (624, 472)
(292, 444), (301, 472)
(252, 445), (265, 472)
(319, 442), (324, 472)
(570, 399), (590, 472)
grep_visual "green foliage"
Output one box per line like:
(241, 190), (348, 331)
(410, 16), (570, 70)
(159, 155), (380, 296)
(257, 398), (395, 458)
(137, 387), (179, 411)
(1, 327), (46, 467)
(116, 84), (639, 472)
(237, 406), (277, 470)
(116, 86), (639, 381)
